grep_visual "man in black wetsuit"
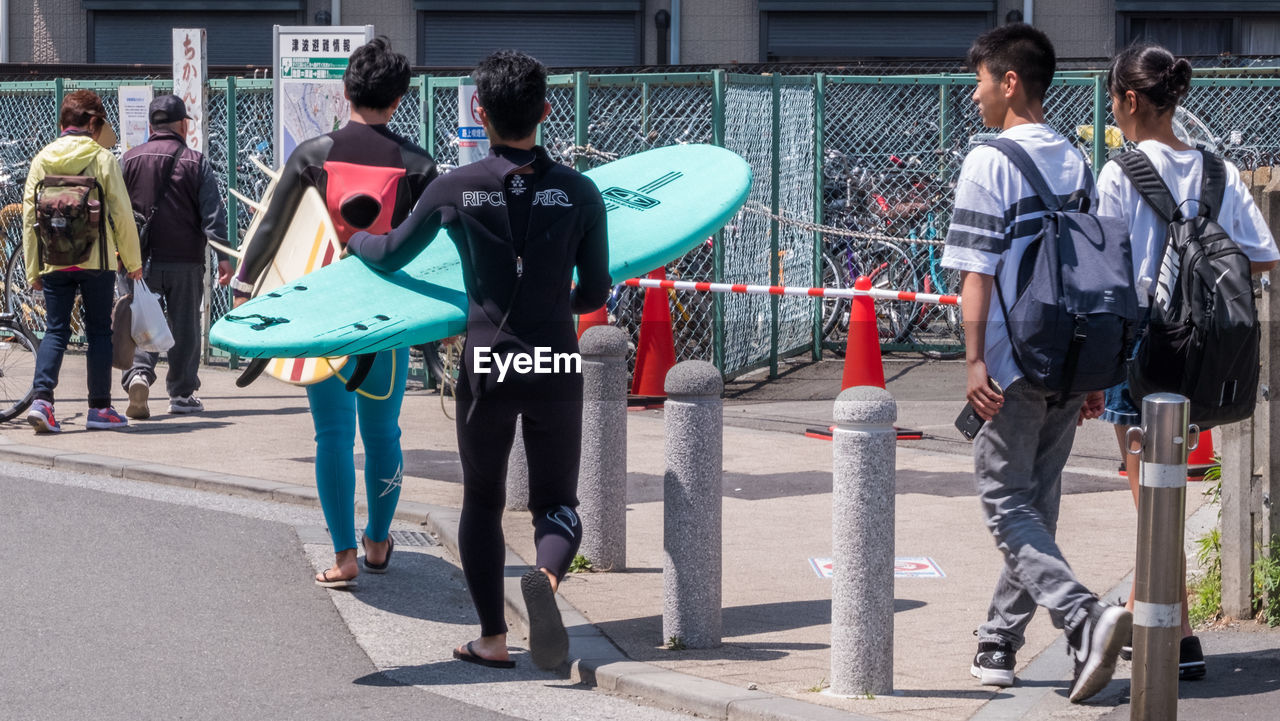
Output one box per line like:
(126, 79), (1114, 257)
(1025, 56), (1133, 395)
(231, 38), (438, 589)
(348, 50), (610, 670)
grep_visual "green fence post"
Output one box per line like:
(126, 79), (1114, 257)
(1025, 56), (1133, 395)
(224, 76), (240, 371)
(53, 78), (64, 133)
(1093, 74), (1105, 175)
(712, 69), (727, 374)
(812, 73), (825, 361)
(770, 73), (781, 379)
(424, 73), (435, 152)
(574, 71), (589, 173)
(426, 77), (437, 157)
(938, 83), (951, 177)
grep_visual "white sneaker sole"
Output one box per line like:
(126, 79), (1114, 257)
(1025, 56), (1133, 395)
(1069, 606), (1132, 703)
(970, 664), (1015, 687)
(126, 382), (150, 420)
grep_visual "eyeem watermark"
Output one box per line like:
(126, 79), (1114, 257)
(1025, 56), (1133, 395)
(472, 347), (582, 382)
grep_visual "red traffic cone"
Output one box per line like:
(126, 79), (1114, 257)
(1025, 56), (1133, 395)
(840, 276), (886, 391)
(577, 306), (609, 339)
(1187, 428), (1215, 481)
(631, 268), (677, 399)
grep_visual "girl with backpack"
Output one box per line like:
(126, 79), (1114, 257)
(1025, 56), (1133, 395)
(1098, 43), (1279, 681)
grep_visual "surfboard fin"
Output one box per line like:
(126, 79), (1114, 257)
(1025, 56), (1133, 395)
(344, 354), (376, 392)
(249, 155), (281, 181)
(228, 188), (264, 212)
(205, 239), (243, 260)
(235, 358), (269, 388)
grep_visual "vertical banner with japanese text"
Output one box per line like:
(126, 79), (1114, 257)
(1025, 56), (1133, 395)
(272, 25), (375, 166)
(172, 28), (207, 153)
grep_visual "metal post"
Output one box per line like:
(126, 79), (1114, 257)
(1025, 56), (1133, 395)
(812, 73), (825, 361)
(769, 74), (781, 378)
(574, 71), (589, 173)
(1129, 393), (1191, 721)
(1093, 75), (1106, 175)
(711, 70), (727, 373)
(577, 325), (630, 571)
(425, 77), (436, 156)
(830, 385), (896, 697)
(418, 75), (430, 152)
(224, 75), (239, 371)
(663, 360), (723, 649)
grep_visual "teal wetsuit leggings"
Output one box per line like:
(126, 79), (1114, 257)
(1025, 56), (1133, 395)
(306, 347), (409, 553)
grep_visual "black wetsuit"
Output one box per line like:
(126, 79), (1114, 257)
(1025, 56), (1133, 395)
(349, 145), (610, 637)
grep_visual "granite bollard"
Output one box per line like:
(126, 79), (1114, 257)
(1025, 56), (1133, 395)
(662, 360), (724, 649)
(830, 385), (896, 697)
(577, 325), (630, 571)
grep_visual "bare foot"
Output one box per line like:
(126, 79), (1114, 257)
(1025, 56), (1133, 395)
(541, 567), (559, 593)
(316, 548), (359, 584)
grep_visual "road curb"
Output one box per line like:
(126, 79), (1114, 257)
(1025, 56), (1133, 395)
(0, 439), (878, 721)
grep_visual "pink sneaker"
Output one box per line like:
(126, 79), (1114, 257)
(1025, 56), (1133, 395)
(26, 399), (61, 434)
(86, 407), (129, 430)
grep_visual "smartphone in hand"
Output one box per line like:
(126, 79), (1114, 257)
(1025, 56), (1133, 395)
(954, 377), (1003, 441)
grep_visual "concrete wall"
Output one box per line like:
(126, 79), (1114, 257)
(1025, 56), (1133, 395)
(997, 0), (1114, 59)
(336, 0), (416, 64)
(679, 0), (758, 65)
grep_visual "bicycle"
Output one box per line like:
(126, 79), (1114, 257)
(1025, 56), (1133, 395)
(0, 310), (38, 423)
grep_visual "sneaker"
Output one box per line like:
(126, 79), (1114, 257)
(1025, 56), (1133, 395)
(1180, 636), (1207, 681)
(86, 407), (129, 430)
(971, 641), (1016, 686)
(126, 376), (150, 420)
(26, 399), (61, 434)
(1068, 600), (1132, 703)
(169, 395), (204, 414)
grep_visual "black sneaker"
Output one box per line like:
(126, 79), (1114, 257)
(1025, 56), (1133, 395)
(1067, 600), (1132, 703)
(971, 641), (1016, 686)
(1179, 636), (1206, 680)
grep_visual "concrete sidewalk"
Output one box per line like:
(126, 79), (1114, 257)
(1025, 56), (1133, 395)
(3, 352), (1274, 721)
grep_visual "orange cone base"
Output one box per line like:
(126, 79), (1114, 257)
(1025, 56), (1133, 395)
(631, 269), (677, 398)
(577, 306), (610, 338)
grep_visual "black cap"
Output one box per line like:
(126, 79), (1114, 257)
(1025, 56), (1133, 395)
(149, 94), (189, 125)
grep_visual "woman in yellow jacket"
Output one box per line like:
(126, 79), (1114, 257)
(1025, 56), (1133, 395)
(22, 89), (143, 433)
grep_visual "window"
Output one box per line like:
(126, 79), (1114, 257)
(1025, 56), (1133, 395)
(1119, 3), (1280, 55)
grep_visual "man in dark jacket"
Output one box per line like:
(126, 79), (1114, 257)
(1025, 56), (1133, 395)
(120, 94), (230, 418)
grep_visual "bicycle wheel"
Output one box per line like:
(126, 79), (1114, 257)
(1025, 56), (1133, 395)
(0, 319), (38, 423)
(920, 265), (966, 360)
(854, 240), (916, 344)
(820, 250), (850, 341)
(4, 246), (46, 337)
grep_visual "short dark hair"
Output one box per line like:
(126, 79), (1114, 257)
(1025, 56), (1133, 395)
(967, 23), (1056, 102)
(343, 36), (410, 111)
(472, 50), (547, 140)
(1108, 44), (1193, 115)
(59, 89), (107, 132)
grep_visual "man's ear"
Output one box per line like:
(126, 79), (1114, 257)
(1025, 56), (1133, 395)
(540, 101), (551, 123)
(1002, 70), (1019, 99)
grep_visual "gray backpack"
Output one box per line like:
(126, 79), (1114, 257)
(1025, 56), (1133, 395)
(987, 139), (1140, 399)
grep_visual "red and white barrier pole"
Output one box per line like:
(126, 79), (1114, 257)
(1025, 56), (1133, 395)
(621, 277), (961, 307)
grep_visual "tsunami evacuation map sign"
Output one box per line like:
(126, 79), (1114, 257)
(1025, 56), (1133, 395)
(808, 557), (945, 579)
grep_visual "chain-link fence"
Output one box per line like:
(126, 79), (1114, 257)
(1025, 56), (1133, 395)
(7, 69), (1280, 380)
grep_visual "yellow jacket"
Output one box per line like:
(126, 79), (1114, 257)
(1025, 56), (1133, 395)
(22, 134), (143, 284)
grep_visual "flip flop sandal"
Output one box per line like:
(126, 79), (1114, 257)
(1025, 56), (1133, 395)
(521, 570), (568, 670)
(362, 534), (394, 574)
(315, 568), (357, 589)
(452, 641), (515, 669)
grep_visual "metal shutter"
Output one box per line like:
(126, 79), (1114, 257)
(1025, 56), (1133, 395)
(420, 12), (640, 67)
(766, 12), (990, 59)
(93, 12), (299, 65)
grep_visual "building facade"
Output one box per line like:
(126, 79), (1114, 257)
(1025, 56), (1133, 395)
(6, 1), (1280, 67)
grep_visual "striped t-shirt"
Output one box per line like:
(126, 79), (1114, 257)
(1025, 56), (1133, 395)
(940, 123), (1095, 389)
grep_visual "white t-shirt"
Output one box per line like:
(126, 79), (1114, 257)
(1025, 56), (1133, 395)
(1097, 139), (1279, 303)
(941, 123), (1095, 389)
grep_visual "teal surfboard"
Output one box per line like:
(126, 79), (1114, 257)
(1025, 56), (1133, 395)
(210, 144), (751, 358)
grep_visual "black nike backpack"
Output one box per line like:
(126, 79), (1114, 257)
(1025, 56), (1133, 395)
(1114, 150), (1259, 428)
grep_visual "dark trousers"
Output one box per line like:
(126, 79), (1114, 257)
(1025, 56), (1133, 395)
(32, 269), (114, 408)
(121, 262), (205, 398)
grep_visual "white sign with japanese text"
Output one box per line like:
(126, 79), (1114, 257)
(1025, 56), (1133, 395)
(457, 80), (489, 166)
(172, 28), (207, 153)
(273, 25), (374, 165)
(118, 85), (154, 152)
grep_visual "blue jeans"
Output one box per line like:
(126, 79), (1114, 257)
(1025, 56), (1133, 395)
(32, 269), (114, 408)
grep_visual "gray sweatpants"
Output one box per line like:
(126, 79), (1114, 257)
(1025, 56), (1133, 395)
(974, 379), (1095, 650)
(122, 262), (205, 399)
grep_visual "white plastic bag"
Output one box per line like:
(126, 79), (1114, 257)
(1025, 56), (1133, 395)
(130, 280), (175, 353)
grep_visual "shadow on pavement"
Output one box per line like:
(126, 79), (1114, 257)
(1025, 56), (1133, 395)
(360, 656), (560, 686)
(346, 551), (481, 626)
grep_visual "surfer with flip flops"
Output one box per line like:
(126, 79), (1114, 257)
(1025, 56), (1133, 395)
(348, 50), (612, 670)
(231, 38), (438, 590)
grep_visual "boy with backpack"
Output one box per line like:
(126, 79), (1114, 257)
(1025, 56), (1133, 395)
(1098, 43), (1279, 680)
(22, 89), (144, 433)
(942, 24), (1134, 702)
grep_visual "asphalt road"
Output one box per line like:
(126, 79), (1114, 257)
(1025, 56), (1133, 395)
(0, 463), (695, 721)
